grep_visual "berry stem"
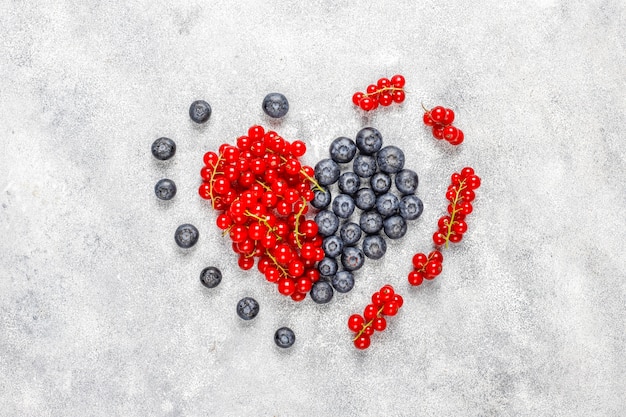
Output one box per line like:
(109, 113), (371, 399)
(264, 249), (290, 278)
(362, 86), (404, 98)
(208, 152), (224, 209)
(352, 305), (385, 341)
(443, 179), (467, 248)
(292, 196), (308, 248)
(421, 103), (430, 113)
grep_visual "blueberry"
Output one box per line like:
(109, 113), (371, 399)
(314, 210), (340, 237)
(370, 172), (392, 194)
(154, 178), (177, 201)
(331, 271), (355, 293)
(355, 127), (383, 155)
(318, 257), (338, 277)
(329, 137), (357, 163)
(339, 222), (362, 246)
(274, 327), (296, 348)
(395, 169), (419, 195)
(353, 154), (377, 178)
(236, 297), (259, 320)
(376, 193), (400, 218)
(151, 137), (176, 160)
(200, 266), (222, 289)
(314, 158), (341, 186)
(383, 215), (407, 239)
(262, 93), (289, 118)
(399, 195), (424, 221)
(377, 146), (405, 174)
(311, 187), (332, 210)
(338, 172), (361, 196)
(189, 100), (212, 124)
(332, 194), (356, 219)
(341, 246), (365, 271)
(310, 281), (334, 304)
(362, 235), (387, 260)
(359, 211), (383, 235)
(322, 235), (344, 258)
(175, 224), (199, 248)
(355, 188), (376, 211)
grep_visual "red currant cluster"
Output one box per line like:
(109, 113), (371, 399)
(408, 250), (443, 286)
(347, 284), (403, 350)
(422, 105), (464, 145)
(352, 75), (406, 111)
(199, 125), (325, 301)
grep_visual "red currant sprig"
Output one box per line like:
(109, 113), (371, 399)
(348, 284), (403, 350)
(408, 250), (443, 286)
(422, 104), (464, 145)
(352, 75), (406, 111)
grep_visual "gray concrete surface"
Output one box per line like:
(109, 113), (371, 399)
(1, 1), (625, 416)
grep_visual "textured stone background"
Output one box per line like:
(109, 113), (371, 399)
(1, 1), (625, 416)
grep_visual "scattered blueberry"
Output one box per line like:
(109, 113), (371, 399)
(399, 194), (424, 220)
(362, 235), (387, 260)
(274, 327), (296, 348)
(341, 246), (365, 271)
(376, 193), (400, 218)
(383, 215), (407, 239)
(331, 271), (355, 293)
(154, 178), (177, 201)
(311, 187), (332, 210)
(377, 146), (405, 174)
(332, 194), (356, 219)
(236, 297), (260, 320)
(355, 188), (377, 211)
(262, 93), (289, 118)
(359, 211), (383, 235)
(355, 127), (383, 155)
(338, 172), (361, 196)
(370, 172), (392, 194)
(395, 169), (419, 195)
(189, 100), (212, 124)
(310, 281), (334, 304)
(314, 158), (341, 186)
(318, 257), (338, 277)
(200, 266), (222, 289)
(151, 137), (176, 161)
(353, 154), (377, 178)
(322, 235), (344, 258)
(175, 224), (199, 248)
(339, 222), (362, 246)
(329, 137), (358, 163)
(314, 210), (340, 237)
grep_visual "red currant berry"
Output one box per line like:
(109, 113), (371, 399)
(379, 93), (393, 107)
(443, 126), (460, 142)
(278, 278), (296, 296)
(284, 158), (302, 176)
(449, 129), (464, 145)
(366, 84), (378, 94)
(452, 220), (468, 234)
(392, 294), (404, 308)
(372, 316), (387, 332)
(216, 213), (232, 230)
(261, 233), (277, 250)
(433, 231), (447, 246)
(298, 220), (318, 239)
(290, 140), (306, 157)
(362, 325), (375, 337)
(460, 201), (473, 215)
(352, 92), (364, 106)
(359, 97), (374, 111)
(451, 172), (462, 184)
(392, 89), (405, 103)
(305, 268), (320, 282)
(229, 225), (248, 243)
(198, 183), (211, 200)
(448, 232), (463, 243)
(467, 174), (481, 190)
(288, 259), (305, 277)
(200, 166), (213, 181)
(236, 136), (251, 150)
(390, 74), (405, 88)
(222, 146), (240, 163)
(432, 126), (445, 140)
(371, 291), (382, 307)
(248, 125), (265, 140)
(461, 189), (475, 202)
(428, 250), (443, 263)
(379, 285), (395, 302)
(296, 277), (312, 293)
(425, 260), (442, 278)
(412, 252), (428, 269)
(348, 314), (365, 332)
(238, 255), (254, 271)
(461, 167), (475, 178)
(291, 291), (306, 302)
(203, 151), (219, 167)
(377, 78), (391, 89)
(382, 301), (399, 316)
(423, 112), (435, 126)
(264, 266), (280, 283)
(430, 106), (446, 123)
(354, 335), (371, 350)
(442, 108), (455, 125)
(363, 304), (378, 321)
(408, 270), (424, 286)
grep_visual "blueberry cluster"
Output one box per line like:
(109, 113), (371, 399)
(311, 127), (423, 300)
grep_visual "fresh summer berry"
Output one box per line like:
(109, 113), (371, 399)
(175, 224), (199, 248)
(311, 187), (332, 209)
(377, 146), (405, 174)
(322, 235), (344, 258)
(274, 327), (295, 348)
(370, 172), (392, 195)
(338, 172), (361, 196)
(341, 246), (365, 271)
(329, 137), (358, 163)
(200, 266), (222, 289)
(394, 169), (419, 195)
(332, 194), (356, 219)
(236, 297), (260, 320)
(154, 178), (177, 201)
(189, 100), (212, 123)
(318, 257), (338, 277)
(151, 137), (176, 160)
(314, 209), (340, 237)
(310, 281), (334, 304)
(262, 93), (289, 118)
(372, 316), (387, 331)
(362, 235), (387, 260)
(408, 270), (424, 286)
(355, 188), (377, 211)
(359, 211), (384, 235)
(353, 154), (377, 178)
(332, 271), (355, 293)
(390, 74), (405, 88)
(355, 127), (383, 155)
(399, 195), (424, 220)
(383, 215), (407, 239)
(339, 222), (362, 246)
(314, 158), (341, 186)
(376, 193), (400, 218)
(348, 314), (365, 332)
(354, 335), (371, 350)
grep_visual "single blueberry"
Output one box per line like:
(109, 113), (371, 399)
(200, 266), (222, 289)
(154, 178), (177, 201)
(310, 281), (334, 304)
(175, 224), (199, 248)
(362, 235), (387, 260)
(331, 271), (355, 293)
(318, 257), (338, 277)
(262, 93), (289, 118)
(332, 194), (356, 219)
(399, 194), (424, 220)
(377, 146), (405, 174)
(341, 246), (365, 271)
(236, 297), (260, 320)
(383, 215), (407, 239)
(353, 154), (377, 178)
(376, 193), (400, 218)
(359, 211), (383, 235)
(311, 187), (332, 210)
(329, 137), (357, 163)
(314, 210), (340, 237)
(355, 127), (383, 155)
(151, 137), (176, 161)
(274, 327), (296, 348)
(370, 172), (392, 194)
(339, 222), (362, 246)
(355, 188), (376, 211)
(395, 169), (419, 195)
(189, 100), (212, 124)
(314, 158), (341, 186)
(322, 235), (344, 258)
(338, 172), (361, 196)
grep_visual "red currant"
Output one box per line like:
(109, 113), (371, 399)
(372, 316), (387, 332)
(354, 335), (371, 350)
(390, 74), (405, 88)
(408, 270), (424, 286)
(348, 314), (365, 332)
